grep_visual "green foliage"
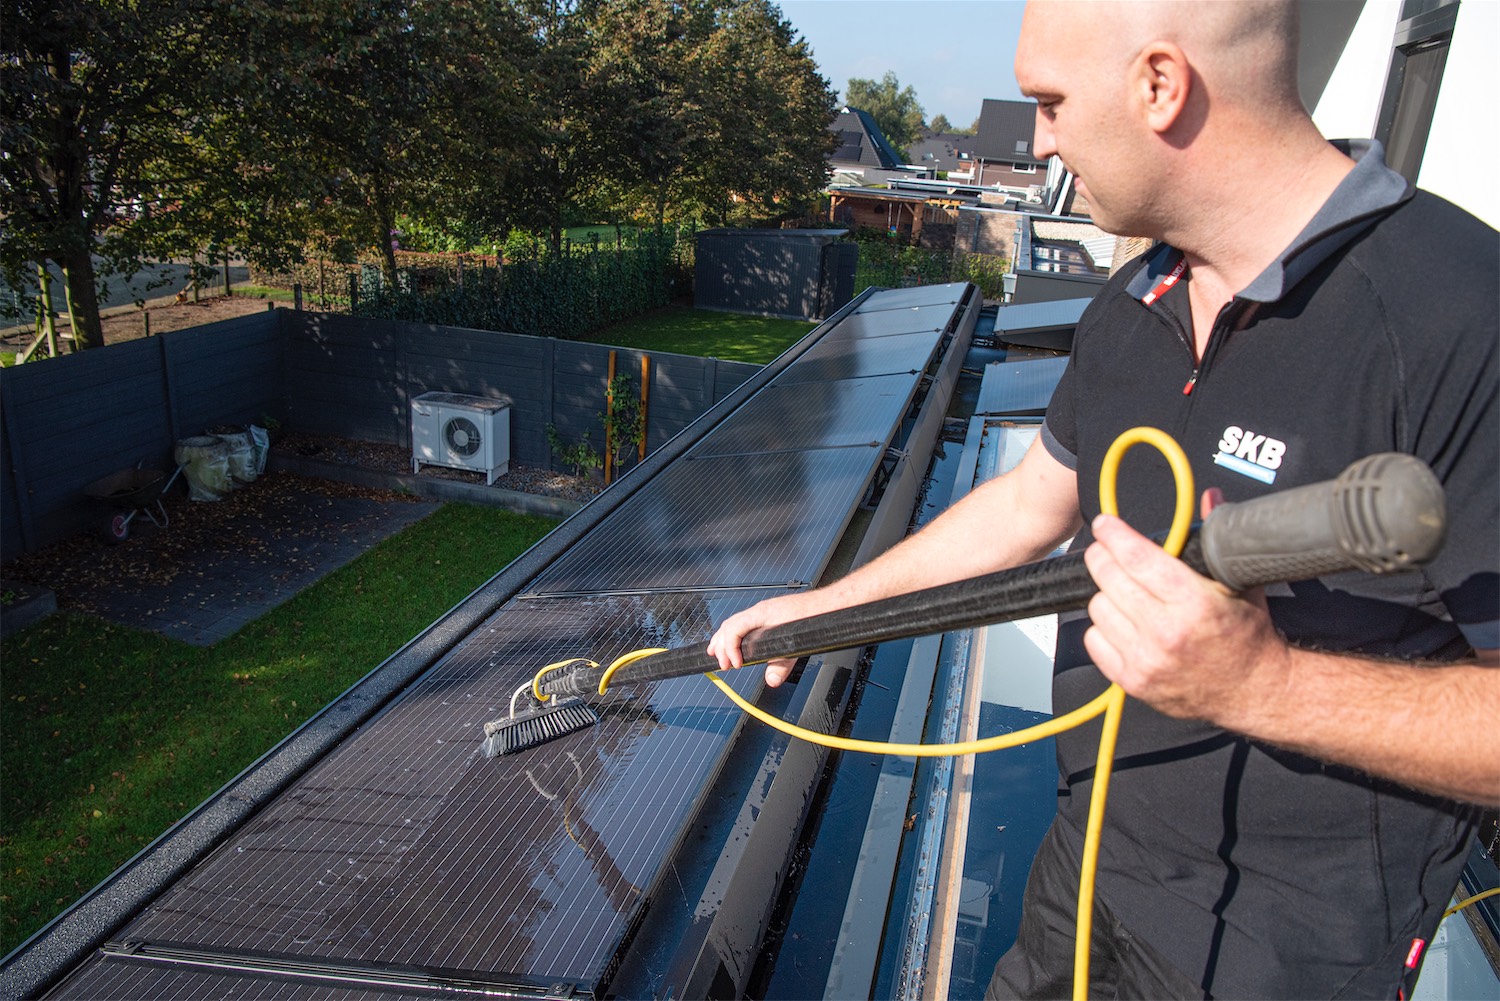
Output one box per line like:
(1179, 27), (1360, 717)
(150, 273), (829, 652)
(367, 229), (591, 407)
(2, 0), (838, 341)
(851, 231), (1010, 300)
(845, 71), (925, 159)
(0, 0), (219, 345)
(545, 424), (602, 477)
(603, 372), (647, 473)
(347, 227), (693, 340)
(0, 503), (557, 954)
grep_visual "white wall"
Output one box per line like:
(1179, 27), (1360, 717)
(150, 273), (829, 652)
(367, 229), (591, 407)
(1417, 1), (1498, 227)
(1310, 0), (1498, 227)
(1311, 0), (1400, 140)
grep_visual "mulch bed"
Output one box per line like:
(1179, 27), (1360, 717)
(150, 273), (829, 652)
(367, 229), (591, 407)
(1, 435), (598, 617)
(280, 432), (602, 503)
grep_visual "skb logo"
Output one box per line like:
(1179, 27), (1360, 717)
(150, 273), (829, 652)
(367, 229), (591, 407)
(1212, 425), (1286, 484)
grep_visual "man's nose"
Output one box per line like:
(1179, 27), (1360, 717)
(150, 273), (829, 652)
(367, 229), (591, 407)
(1032, 109), (1057, 159)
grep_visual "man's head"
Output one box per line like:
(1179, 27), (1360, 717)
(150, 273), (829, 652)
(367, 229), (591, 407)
(1014, 0), (1307, 239)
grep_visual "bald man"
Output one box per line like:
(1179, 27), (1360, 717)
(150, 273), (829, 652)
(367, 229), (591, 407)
(710, 1), (1497, 997)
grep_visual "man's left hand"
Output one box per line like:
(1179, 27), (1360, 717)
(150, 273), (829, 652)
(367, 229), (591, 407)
(1081, 501), (1293, 726)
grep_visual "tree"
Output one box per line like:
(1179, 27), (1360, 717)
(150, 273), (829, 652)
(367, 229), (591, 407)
(692, 0), (837, 225)
(929, 112), (952, 135)
(0, 0), (219, 349)
(215, 0), (537, 285)
(845, 70), (924, 159)
(586, 0), (835, 230)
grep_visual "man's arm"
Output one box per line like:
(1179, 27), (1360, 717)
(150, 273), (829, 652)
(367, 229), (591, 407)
(1084, 511), (1500, 806)
(707, 436), (1082, 685)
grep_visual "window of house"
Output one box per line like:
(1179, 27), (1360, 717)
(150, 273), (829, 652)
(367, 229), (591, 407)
(1375, 0), (1457, 184)
(1011, 163), (1036, 174)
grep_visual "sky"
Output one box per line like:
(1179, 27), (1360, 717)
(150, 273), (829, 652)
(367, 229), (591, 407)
(778, 0), (1029, 130)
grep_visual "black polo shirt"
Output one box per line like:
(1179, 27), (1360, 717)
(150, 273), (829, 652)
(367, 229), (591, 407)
(1039, 141), (1498, 998)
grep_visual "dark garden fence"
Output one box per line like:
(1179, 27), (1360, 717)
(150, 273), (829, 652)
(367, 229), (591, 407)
(0, 310), (759, 561)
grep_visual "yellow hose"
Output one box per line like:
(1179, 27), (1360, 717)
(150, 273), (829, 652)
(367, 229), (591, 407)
(1444, 886), (1500, 920)
(547, 427), (1195, 1000)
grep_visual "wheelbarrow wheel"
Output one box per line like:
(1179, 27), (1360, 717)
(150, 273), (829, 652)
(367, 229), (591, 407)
(104, 513), (130, 545)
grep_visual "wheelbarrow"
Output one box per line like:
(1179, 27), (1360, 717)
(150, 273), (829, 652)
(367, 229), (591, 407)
(83, 466), (184, 544)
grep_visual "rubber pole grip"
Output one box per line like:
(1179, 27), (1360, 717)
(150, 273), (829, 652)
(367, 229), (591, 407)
(1199, 452), (1446, 591)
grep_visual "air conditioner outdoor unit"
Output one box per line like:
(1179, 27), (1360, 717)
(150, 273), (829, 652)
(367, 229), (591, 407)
(411, 391), (511, 485)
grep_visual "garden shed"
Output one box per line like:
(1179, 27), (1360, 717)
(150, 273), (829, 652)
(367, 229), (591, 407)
(693, 227), (856, 321)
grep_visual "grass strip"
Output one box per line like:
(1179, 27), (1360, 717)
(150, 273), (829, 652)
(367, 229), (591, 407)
(0, 503), (557, 955)
(587, 304), (815, 364)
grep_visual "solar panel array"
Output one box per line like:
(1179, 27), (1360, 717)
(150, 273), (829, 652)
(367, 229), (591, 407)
(47, 284), (972, 1000)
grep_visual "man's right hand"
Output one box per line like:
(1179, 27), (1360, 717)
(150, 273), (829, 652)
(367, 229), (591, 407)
(706, 591), (822, 687)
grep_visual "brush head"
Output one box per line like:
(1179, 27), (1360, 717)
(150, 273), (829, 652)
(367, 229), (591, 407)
(481, 698), (601, 758)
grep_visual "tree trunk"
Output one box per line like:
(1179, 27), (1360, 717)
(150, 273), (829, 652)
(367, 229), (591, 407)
(371, 185), (399, 289)
(57, 248), (104, 350)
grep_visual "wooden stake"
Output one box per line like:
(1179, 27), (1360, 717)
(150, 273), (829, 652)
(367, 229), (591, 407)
(604, 350), (617, 485)
(639, 355), (650, 462)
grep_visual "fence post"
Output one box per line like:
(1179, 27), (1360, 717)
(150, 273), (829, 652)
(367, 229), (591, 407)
(348, 273), (358, 313)
(224, 255), (233, 297)
(293, 283), (303, 311)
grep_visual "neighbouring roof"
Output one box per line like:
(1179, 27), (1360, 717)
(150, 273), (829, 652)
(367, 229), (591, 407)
(971, 98), (1044, 166)
(828, 106), (905, 170)
(1032, 219), (1115, 270)
(906, 130), (978, 173)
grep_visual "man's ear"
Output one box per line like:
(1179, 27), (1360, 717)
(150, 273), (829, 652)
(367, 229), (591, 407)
(1132, 41), (1192, 134)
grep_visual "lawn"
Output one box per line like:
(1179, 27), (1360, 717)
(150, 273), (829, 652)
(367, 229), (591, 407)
(0, 503), (557, 955)
(588, 304), (816, 365)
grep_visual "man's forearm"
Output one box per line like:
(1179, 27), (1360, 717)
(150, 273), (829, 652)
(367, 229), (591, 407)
(813, 468), (1081, 608)
(1225, 647), (1500, 806)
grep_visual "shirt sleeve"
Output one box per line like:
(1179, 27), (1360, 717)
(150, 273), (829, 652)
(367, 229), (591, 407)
(1041, 355), (1079, 471)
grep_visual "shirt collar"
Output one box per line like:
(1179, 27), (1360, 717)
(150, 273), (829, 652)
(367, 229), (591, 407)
(1127, 139), (1414, 305)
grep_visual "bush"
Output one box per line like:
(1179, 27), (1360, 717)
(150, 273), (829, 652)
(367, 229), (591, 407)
(850, 231), (1009, 300)
(249, 225), (698, 337)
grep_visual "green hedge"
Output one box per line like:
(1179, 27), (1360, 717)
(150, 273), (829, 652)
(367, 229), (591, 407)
(851, 233), (1009, 300)
(350, 230), (694, 339)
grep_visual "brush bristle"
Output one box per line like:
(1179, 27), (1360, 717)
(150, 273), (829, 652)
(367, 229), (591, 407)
(480, 699), (600, 758)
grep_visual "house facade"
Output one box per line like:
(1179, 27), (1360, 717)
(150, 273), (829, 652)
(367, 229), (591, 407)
(969, 99), (1046, 191)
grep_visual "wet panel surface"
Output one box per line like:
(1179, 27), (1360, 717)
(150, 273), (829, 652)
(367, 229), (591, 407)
(53, 955), (484, 1001)
(827, 303), (957, 342)
(526, 446), (882, 595)
(107, 590), (788, 990)
(845, 282), (970, 312)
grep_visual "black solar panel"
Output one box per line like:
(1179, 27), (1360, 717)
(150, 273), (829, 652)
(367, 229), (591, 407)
(54, 954), (495, 1000)
(91, 591), (784, 993)
(527, 446), (882, 594)
(36, 285), (975, 1000)
(774, 330), (944, 385)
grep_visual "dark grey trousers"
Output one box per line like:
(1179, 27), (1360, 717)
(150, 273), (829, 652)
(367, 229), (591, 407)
(985, 821), (1206, 1001)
